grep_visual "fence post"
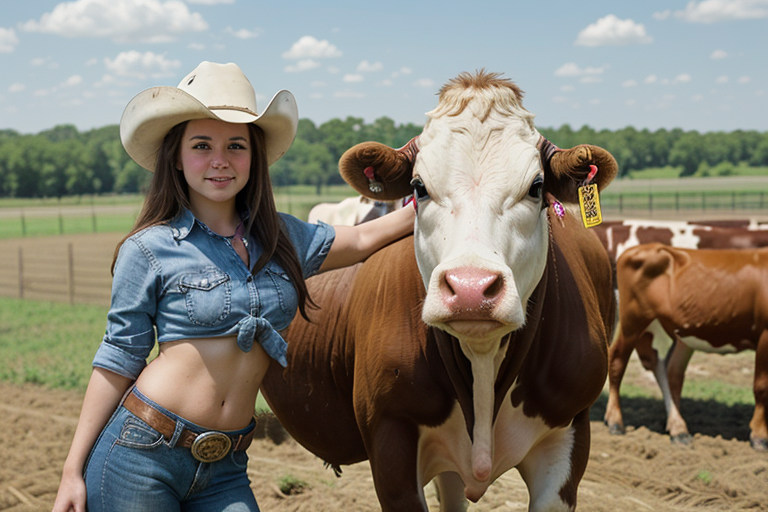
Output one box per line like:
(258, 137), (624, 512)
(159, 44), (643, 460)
(732, 192), (736, 210)
(675, 192), (679, 211)
(18, 247), (23, 298)
(67, 243), (75, 304)
(20, 210), (26, 237)
(702, 192), (706, 212)
(619, 194), (623, 213)
(59, 211), (64, 235)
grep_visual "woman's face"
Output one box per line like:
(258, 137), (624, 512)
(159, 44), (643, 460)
(178, 118), (252, 213)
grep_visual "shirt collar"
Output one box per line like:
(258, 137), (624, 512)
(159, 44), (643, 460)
(169, 207), (252, 242)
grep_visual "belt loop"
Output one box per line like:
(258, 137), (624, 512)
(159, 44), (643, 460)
(168, 420), (185, 448)
(232, 434), (244, 451)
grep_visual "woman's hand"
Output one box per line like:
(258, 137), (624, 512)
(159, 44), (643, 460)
(52, 469), (87, 512)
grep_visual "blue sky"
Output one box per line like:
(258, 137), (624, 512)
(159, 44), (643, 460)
(1, 0), (767, 135)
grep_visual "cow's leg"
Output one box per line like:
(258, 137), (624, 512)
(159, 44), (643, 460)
(433, 472), (468, 512)
(605, 325), (652, 435)
(366, 417), (428, 512)
(750, 330), (768, 451)
(663, 340), (694, 444)
(517, 409), (590, 512)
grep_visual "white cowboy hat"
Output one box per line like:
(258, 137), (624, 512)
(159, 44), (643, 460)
(120, 61), (298, 172)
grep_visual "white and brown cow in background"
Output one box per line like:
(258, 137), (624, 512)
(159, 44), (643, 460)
(261, 71), (618, 511)
(608, 243), (768, 451)
(592, 219), (768, 448)
(307, 195), (401, 226)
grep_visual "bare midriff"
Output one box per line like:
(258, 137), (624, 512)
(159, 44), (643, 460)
(134, 336), (270, 431)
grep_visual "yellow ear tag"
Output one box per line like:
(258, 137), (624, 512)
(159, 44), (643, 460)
(578, 182), (602, 228)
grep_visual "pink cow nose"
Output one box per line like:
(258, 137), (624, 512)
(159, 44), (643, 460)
(440, 267), (504, 318)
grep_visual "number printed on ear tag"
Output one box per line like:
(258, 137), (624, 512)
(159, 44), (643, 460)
(578, 183), (602, 228)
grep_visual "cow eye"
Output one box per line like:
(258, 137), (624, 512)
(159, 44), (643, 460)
(528, 175), (544, 199)
(410, 176), (430, 202)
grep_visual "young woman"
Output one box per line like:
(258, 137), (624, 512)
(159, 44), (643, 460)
(52, 61), (415, 512)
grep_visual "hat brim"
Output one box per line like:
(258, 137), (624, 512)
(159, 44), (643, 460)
(120, 86), (298, 172)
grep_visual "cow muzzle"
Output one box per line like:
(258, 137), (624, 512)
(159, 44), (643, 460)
(422, 262), (523, 341)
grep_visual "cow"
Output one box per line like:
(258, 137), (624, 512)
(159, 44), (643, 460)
(595, 219), (768, 449)
(606, 242), (768, 452)
(260, 70), (618, 511)
(307, 195), (401, 225)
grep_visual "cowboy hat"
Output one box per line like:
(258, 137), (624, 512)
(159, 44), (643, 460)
(120, 61), (298, 172)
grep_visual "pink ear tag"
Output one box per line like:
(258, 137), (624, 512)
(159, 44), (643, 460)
(363, 166), (384, 194)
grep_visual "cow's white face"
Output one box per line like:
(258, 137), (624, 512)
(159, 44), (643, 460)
(412, 105), (549, 352)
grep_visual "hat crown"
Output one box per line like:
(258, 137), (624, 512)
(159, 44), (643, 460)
(178, 62), (258, 119)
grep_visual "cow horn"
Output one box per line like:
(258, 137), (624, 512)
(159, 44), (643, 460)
(538, 136), (618, 203)
(339, 137), (420, 200)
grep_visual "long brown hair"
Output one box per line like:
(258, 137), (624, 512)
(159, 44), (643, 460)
(113, 121), (315, 319)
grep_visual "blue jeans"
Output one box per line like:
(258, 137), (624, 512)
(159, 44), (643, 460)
(84, 388), (259, 512)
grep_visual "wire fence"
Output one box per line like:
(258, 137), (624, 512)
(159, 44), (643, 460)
(0, 234), (122, 306)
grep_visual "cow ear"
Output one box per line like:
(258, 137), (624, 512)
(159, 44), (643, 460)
(538, 137), (618, 203)
(339, 137), (420, 200)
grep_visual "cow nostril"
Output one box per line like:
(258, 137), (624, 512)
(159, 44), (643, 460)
(484, 275), (503, 299)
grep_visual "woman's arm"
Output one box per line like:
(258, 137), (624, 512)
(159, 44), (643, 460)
(319, 204), (415, 272)
(52, 368), (133, 512)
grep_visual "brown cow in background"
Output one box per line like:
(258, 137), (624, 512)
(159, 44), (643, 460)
(606, 242), (768, 451)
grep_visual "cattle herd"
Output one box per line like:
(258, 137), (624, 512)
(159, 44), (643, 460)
(269, 71), (766, 512)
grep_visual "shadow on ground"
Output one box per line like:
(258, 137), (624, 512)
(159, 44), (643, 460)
(589, 392), (754, 442)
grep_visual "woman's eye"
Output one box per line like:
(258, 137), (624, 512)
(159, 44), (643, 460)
(410, 176), (430, 201)
(528, 175), (543, 199)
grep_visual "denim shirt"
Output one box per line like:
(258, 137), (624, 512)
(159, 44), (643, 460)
(92, 208), (335, 379)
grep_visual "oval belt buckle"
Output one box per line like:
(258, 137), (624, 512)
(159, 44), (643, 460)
(191, 431), (232, 463)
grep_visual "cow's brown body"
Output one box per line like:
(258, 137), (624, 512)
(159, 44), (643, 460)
(606, 242), (768, 451)
(262, 211), (614, 511)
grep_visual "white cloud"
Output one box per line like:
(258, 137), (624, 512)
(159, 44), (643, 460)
(19, 0), (208, 44)
(0, 27), (18, 53)
(738, 76), (752, 83)
(554, 62), (607, 77)
(622, 79), (638, 87)
(644, 74), (658, 84)
(334, 90), (365, 98)
(672, 0), (768, 23)
(282, 35), (342, 59)
(653, 9), (672, 20)
(284, 59), (321, 73)
(413, 78), (435, 88)
(186, 0), (234, 3)
(716, 75), (729, 83)
(357, 60), (383, 72)
(711, 49), (728, 59)
(104, 51), (181, 79)
(61, 75), (83, 87)
(381, 79), (393, 86)
(575, 15), (653, 47)
(9, 83), (25, 93)
(673, 73), (692, 84)
(343, 74), (364, 83)
(225, 27), (262, 40)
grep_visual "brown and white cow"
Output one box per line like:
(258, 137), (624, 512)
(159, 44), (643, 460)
(261, 71), (617, 511)
(606, 242), (768, 452)
(595, 219), (768, 449)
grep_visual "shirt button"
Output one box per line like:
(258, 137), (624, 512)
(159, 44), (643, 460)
(201, 278), (209, 286)
(246, 275), (253, 283)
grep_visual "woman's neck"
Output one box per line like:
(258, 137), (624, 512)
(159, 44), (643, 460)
(189, 199), (240, 237)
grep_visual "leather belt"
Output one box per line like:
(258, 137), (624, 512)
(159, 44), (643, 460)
(123, 391), (255, 463)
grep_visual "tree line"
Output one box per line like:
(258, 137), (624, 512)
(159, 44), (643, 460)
(1, 119), (767, 198)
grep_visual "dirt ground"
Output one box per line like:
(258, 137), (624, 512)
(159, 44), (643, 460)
(0, 350), (766, 512)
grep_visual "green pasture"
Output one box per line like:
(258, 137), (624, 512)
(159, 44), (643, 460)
(0, 185), (359, 240)
(0, 296), (271, 412)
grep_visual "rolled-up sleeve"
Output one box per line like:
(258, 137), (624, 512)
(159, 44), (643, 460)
(92, 239), (158, 380)
(279, 213), (336, 278)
